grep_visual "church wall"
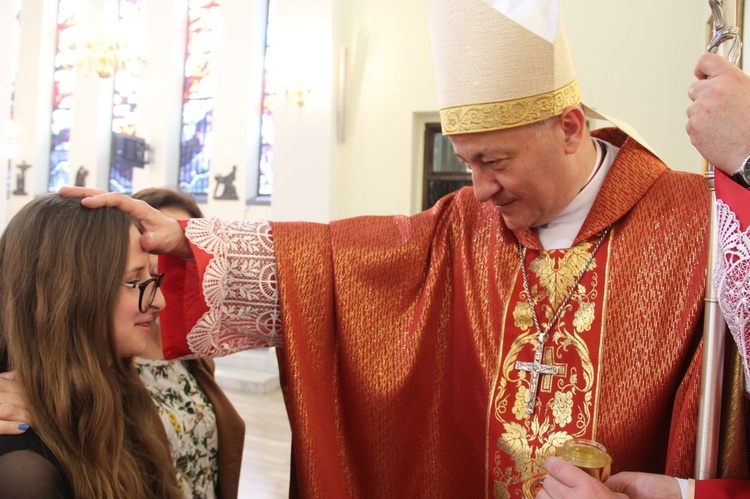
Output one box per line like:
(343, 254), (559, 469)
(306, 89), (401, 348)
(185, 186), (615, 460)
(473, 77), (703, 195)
(5, 0), (57, 220)
(68, 0), (117, 195)
(2, 0), (275, 224)
(332, 0), (437, 219)
(201, 0), (268, 220)
(267, 0), (335, 223)
(127, 0), (273, 221)
(561, 0), (708, 174)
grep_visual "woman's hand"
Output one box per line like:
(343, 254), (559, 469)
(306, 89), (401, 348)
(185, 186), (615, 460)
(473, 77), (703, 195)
(0, 371), (31, 434)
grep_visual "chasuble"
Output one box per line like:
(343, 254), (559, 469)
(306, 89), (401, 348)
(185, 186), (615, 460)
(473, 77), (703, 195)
(161, 128), (749, 498)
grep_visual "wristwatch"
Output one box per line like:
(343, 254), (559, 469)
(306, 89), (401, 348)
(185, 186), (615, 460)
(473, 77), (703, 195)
(732, 154), (750, 188)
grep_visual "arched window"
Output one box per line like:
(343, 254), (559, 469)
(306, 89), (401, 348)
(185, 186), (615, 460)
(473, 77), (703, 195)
(257, 0), (275, 198)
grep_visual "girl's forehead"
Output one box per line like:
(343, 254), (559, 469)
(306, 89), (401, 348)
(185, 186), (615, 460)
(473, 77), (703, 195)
(126, 226), (150, 261)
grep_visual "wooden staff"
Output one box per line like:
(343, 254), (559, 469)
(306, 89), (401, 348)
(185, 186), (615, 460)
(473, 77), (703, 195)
(695, 0), (742, 479)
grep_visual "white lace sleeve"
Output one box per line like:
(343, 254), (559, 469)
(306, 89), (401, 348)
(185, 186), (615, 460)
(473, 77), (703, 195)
(714, 200), (750, 391)
(183, 218), (282, 356)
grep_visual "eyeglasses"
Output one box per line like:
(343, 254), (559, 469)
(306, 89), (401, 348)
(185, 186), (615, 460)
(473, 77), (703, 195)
(123, 273), (165, 313)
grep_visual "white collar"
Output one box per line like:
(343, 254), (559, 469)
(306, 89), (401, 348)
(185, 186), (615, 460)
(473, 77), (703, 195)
(537, 138), (619, 250)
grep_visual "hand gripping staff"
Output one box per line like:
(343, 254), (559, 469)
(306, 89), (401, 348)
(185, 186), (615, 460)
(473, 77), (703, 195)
(695, 0), (743, 480)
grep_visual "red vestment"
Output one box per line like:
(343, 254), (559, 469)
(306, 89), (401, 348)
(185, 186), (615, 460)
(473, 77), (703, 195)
(692, 171), (750, 498)
(161, 128), (749, 498)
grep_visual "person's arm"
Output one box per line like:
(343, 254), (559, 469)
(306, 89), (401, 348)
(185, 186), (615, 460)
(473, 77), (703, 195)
(159, 218), (283, 359)
(58, 188), (284, 359)
(713, 170), (750, 396)
(694, 478), (750, 498)
(0, 450), (67, 498)
(0, 431), (68, 499)
(542, 456), (750, 499)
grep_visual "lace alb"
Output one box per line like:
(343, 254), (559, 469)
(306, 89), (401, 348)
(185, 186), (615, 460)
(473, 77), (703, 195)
(184, 218), (283, 356)
(714, 200), (750, 391)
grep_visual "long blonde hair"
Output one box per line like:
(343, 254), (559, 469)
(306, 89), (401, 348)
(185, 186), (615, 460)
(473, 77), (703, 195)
(0, 194), (181, 498)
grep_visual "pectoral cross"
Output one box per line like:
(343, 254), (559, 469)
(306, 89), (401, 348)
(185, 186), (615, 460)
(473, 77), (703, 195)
(515, 333), (560, 414)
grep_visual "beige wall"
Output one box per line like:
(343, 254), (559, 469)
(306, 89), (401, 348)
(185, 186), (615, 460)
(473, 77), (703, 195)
(333, 0), (437, 219)
(562, 0), (708, 173)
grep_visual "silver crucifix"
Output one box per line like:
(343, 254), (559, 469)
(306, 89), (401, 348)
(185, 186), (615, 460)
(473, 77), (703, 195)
(515, 334), (560, 414)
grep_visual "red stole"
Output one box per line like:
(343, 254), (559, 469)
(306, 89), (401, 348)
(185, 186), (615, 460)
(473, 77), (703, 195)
(489, 232), (612, 497)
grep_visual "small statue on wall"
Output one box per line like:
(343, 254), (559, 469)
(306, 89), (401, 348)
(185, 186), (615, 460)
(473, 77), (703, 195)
(74, 165), (89, 187)
(12, 160), (32, 196)
(213, 165), (239, 200)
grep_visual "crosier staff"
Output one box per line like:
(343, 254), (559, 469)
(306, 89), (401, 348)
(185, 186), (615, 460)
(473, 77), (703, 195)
(695, 0), (742, 480)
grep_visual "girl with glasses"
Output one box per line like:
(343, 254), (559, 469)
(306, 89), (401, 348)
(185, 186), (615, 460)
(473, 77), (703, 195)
(0, 194), (181, 498)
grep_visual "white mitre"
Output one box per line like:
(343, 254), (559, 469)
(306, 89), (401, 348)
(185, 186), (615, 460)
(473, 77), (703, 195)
(430, 0), (580, 135)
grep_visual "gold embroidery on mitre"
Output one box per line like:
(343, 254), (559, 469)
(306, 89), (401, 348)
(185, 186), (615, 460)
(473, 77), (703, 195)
(440, 79), (581, 135)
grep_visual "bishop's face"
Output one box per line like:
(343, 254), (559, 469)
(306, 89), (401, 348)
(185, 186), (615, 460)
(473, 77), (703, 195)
(449, 118), (581, 230)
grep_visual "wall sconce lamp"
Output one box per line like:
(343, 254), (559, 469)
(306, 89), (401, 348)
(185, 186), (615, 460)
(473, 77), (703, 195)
(284, 81), (311, 107)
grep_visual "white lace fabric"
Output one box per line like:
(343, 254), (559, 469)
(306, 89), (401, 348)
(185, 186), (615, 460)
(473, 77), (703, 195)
(184, 218), (283, 356)
(714, 200), (750, 391)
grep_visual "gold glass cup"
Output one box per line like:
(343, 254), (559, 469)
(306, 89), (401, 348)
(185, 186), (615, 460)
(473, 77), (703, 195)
(556, 438), (613, 482)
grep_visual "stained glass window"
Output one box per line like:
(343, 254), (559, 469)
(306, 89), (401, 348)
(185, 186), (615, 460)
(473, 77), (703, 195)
(49, 0), (83, 192)
(257, 0), (275, 197)
(7, 0), (22, 197)
(178, 0), (220, 203)
(9, 1), (21, 128)
(109, 0), (146, 194)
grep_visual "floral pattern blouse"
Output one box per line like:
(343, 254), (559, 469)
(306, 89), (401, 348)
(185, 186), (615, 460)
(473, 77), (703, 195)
(134, 358), (219, 498)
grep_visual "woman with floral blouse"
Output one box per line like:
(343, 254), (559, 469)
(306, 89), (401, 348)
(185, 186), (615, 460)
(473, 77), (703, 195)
(131, 188), (246, 499)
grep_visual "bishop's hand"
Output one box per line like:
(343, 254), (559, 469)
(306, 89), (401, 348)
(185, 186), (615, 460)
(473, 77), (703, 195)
(59, 187), (192, 260)
(538, 455), (682, 498)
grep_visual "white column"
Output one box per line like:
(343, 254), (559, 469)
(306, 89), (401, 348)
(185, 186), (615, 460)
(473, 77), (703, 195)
(202, 0), (266, 220)
(6, 0), (57, 220)
(68, 0), (119, 190)
(270, 0), (335, 223)
(0, 1), (17, 228)
(130, 0), (189, 193)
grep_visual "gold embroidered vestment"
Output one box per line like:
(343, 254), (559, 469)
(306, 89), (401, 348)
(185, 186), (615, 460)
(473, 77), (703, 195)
(266, 129), (748, 498)
(489, 236), (610, 497)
